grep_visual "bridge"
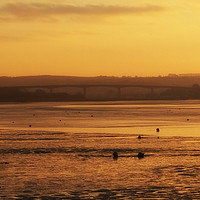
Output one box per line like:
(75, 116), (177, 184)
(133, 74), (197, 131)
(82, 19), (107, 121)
(0, 84), (190, 99)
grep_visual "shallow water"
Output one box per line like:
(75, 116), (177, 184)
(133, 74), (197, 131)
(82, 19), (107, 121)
(1, 100), (200, 199)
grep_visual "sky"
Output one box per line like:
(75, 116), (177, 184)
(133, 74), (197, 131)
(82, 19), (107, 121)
(1, 0), (200, 77)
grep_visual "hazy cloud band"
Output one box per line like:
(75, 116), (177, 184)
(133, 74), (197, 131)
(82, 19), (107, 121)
(0, 3), (165, 20)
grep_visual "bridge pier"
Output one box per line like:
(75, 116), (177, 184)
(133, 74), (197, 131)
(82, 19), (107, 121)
(117, 87), (121, 99)
(151, 87), (154, 95)
(83, 87), (87, 99)
(49, 88), (53, 93)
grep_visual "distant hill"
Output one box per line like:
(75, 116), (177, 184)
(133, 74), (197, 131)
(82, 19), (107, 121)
(1, 75), (200, 102)
(0, 75), (200, 87)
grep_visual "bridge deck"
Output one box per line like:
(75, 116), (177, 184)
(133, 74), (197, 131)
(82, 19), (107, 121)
(0, 84), (190, 89)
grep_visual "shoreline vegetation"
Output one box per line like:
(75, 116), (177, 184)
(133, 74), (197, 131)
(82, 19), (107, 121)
(1, 74), (200, 102)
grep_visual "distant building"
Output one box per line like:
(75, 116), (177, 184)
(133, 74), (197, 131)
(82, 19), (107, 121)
(179, 73), (200, 77)
(168, 74), (178, 77)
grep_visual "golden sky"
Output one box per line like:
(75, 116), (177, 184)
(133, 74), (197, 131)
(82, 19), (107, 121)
(1, 0), (200, 76)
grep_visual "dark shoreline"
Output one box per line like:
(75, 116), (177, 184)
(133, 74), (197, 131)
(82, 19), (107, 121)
(0, 98), (199, 104)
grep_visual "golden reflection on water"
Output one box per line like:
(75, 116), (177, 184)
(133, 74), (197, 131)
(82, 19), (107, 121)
(1, 100), (200, 199)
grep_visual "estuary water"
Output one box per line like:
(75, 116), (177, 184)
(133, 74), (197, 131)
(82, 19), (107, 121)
(1, 100), (200, 199)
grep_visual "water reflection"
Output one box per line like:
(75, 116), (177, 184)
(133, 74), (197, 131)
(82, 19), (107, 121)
(1, 101), (200, 199)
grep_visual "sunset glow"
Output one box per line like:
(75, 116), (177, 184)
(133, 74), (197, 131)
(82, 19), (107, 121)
(1, 0), (200, 76)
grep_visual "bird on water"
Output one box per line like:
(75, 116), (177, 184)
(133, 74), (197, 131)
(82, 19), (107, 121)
(113, 151), (118, 159)
(138, 152), (144, 159)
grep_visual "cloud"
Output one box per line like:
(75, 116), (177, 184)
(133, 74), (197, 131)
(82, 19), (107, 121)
(0, 3), (165, 21)
(0, 33), (29, 41)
